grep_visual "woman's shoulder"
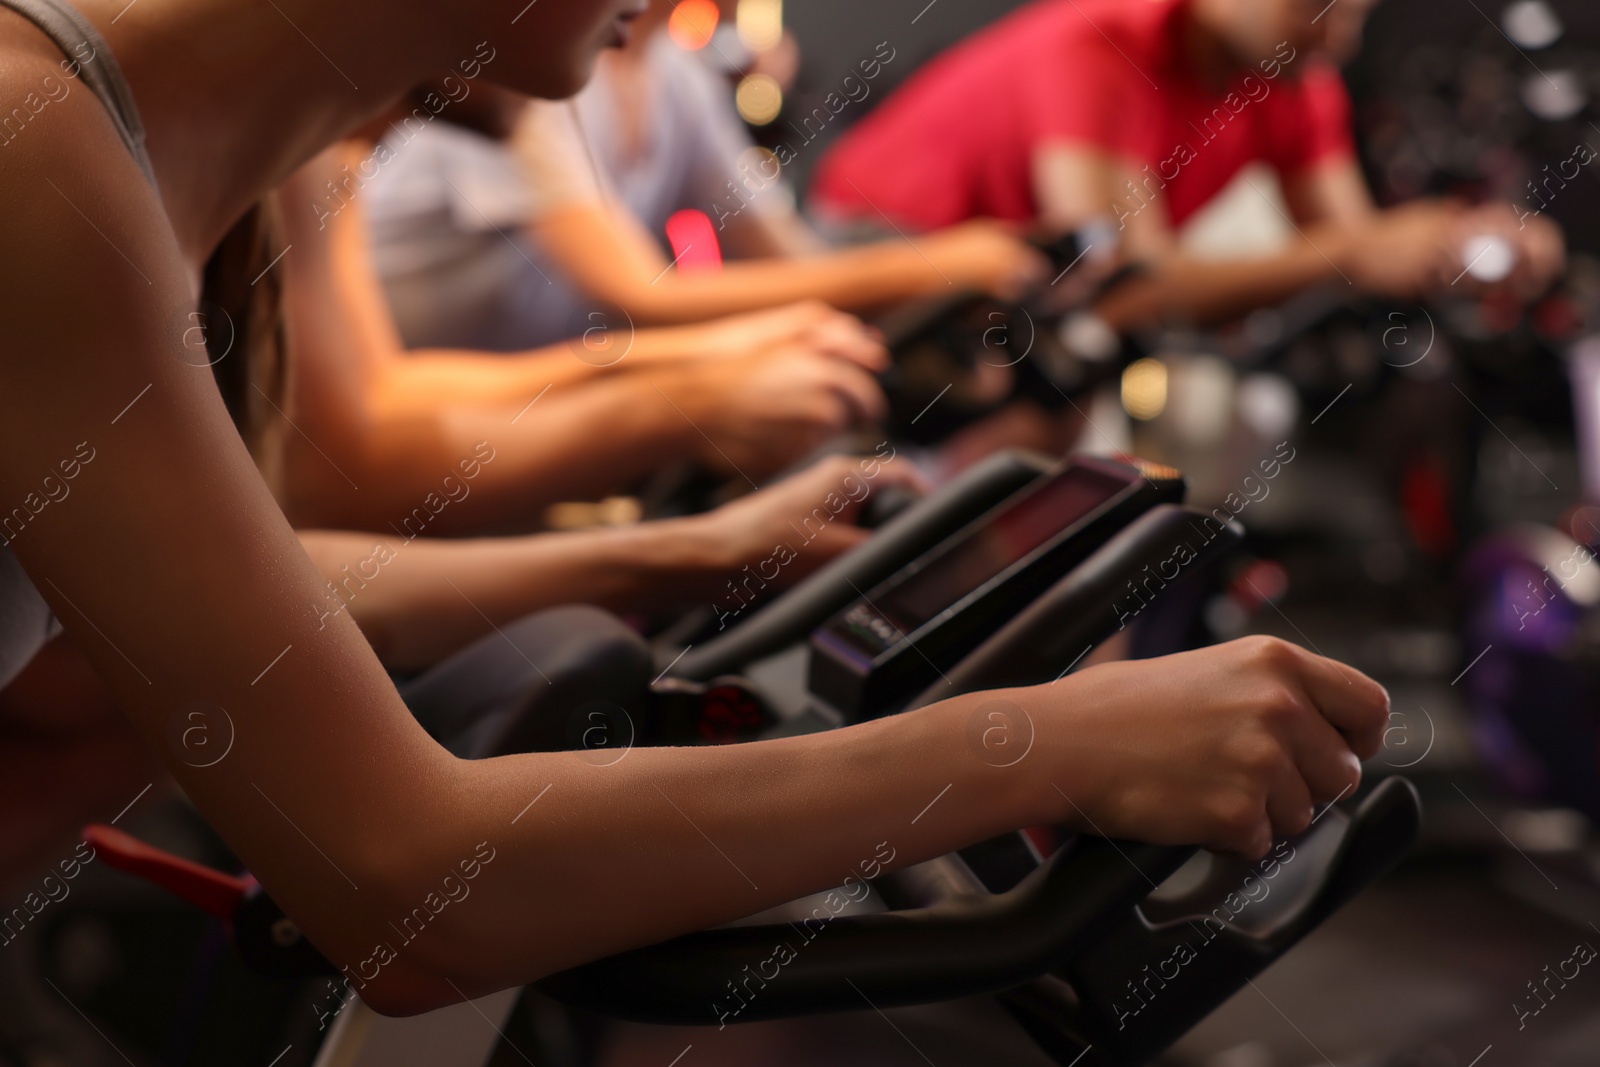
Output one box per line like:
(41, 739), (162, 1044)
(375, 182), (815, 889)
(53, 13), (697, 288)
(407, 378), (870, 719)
(0, 16), (155, 205)
(0, 4), (81, 76)
(0, 7), (118, 147)
(0, 26), (181, 336)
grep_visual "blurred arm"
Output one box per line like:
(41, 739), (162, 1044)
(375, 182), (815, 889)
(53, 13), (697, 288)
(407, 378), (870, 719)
(296, 523), (718, 672)
(277, 151), (741, 532)
(1033, 143), (1362, 329)
(528, 198), (1016, 320)
(512, 101), (1039, 319)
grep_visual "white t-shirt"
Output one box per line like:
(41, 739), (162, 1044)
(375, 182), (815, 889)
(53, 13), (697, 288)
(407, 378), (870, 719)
(363, 37), (792, 352)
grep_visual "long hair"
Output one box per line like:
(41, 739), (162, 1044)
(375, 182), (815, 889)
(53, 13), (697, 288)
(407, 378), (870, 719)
(201, 201), (291, 499)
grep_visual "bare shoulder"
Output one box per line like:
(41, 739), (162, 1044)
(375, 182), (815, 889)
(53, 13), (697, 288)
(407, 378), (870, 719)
(0, 17), (195, 472)
(0, 8), (180, 288)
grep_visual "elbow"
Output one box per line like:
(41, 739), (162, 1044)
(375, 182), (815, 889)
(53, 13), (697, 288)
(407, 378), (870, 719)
(347, 914), (561, 1018)
(340, 955), (465, 1019)
(330, 824), (562, 1017)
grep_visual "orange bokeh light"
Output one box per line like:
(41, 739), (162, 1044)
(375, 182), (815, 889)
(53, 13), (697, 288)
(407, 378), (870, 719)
(668, 0), (721, 51)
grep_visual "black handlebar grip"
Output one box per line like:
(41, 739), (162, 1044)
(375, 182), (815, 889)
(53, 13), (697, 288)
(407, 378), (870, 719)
(857, 483), (923, 530)
(1012, 777), (1422, 1067)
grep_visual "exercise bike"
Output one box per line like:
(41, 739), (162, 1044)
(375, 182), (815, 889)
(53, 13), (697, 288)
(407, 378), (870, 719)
(638, 221), (1137, 526)
(872, 225), (1140, 447)
(83, 451), (1422, 1067)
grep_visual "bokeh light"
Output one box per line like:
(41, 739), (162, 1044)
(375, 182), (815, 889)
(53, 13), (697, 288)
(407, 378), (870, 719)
(1501, 0), (1562, 49)
(1120, 357), (1168, 420)
(1462, 234), (1516, 284)
(667, 0), (720, 51)
(735, 73), (783, 125)
(1521, 69), (1586, 120)
(737, 0), (784, 52)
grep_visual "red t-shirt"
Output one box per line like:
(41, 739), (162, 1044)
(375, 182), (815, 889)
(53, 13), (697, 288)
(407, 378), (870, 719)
(810, 0), (1354, 230)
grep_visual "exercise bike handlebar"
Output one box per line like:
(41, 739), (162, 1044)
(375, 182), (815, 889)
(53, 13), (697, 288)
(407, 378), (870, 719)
(536, 830), (1196, 1025)
(535, 783), (1418, 1031)
(538, 506), (1422, 1030)
(1026, 778), (1420, 1065)
(80, 487), (1420, 1061)
(666, 449), (1051, 681)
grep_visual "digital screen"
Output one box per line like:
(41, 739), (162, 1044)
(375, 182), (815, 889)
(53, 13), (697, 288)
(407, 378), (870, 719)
(873, 464), (1132, 633)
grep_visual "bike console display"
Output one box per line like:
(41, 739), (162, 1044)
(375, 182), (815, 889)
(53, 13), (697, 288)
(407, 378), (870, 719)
(808, 455), (1184, 719)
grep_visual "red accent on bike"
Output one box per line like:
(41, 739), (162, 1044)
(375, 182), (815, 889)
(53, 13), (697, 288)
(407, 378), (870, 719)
(696, 684), (763, 743)
(1019, 825), (1063, 859)
(1534, 294), (1582, 341)
(1229, 559), (1289, 610)
(83, 824), (247, 920)
(1401, 453), (1455, 559)
(665, 209), (724, 273)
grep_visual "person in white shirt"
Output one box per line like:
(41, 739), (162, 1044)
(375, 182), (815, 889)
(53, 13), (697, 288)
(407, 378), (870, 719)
(360, 2), (1046, 352)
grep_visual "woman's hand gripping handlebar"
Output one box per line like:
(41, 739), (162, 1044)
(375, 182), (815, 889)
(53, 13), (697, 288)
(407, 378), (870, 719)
(1029, 635), (1390, 859)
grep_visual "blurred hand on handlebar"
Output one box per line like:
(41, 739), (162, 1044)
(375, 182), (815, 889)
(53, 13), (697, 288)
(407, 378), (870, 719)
(919, 220), (1051, 301)
(694, 301), (889, 373)
(1325, 199), (1565, 303)
(1040, 635), (1390, 858)
(682, 454), (929, 586)
(1323, 199), (1466, 300)
(1451, 201), (1566, 303)
(656, 351), (888, 481)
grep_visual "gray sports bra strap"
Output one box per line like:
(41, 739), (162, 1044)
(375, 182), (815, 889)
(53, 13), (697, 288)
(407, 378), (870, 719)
(0, 0), (156, 186)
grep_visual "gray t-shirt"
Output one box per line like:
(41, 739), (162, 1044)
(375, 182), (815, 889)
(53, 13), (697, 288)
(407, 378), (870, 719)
(362, 37), (791, 352)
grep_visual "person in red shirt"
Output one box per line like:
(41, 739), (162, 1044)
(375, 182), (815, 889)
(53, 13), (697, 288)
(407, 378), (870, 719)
(813, 0), (1563, 328)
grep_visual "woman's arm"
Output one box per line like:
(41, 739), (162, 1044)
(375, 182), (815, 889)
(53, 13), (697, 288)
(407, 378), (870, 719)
(0, 97), (1081, 1004)
(369, 635), (1392, 1011)
(298, 144), (884, 409)
(297, 455), (911, 671)
(717, 196), (831, 260)
(279, 150), (890, 532)
(296, 525), (696, 671)
(528, 200), (1044, 323)
(282, 331), (888, 535)
(513, 97), (1040, 321)
(0, 95), (1026, 1014)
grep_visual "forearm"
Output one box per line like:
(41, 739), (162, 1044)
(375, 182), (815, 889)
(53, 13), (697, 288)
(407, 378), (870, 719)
(298, 519), (726, 671)
(593, 244), (951, 325)
(282, 373), (699, 534)
(389, 319), (761, 407)
(1096, 238), (1343, 331)
(373, 686), (1056, 1010)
